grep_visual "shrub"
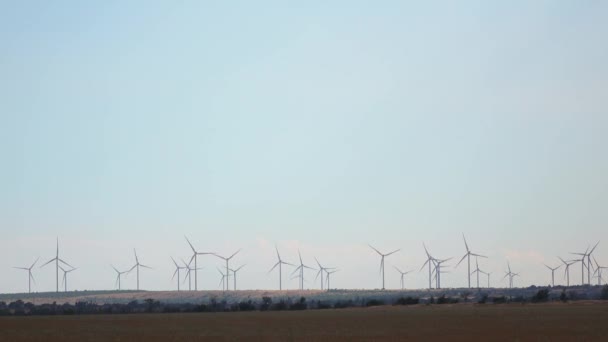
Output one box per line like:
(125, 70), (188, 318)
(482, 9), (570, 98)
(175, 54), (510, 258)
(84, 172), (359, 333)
(260, 297), (272, 311)
(334, 300), (355, 309)
(601, 285), (608, 300)
(560, 290), (568, 303)
(394, 297), (419, 305)
(478, 294), (488, 304)
(290, 297), (307, 311)
(365, 299), (384, 307)
(531, 289), (550, 303)
(492, 296), (507, 304)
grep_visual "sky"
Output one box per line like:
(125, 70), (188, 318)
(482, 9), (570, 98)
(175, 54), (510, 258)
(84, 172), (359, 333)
(1, 1), (607, 293)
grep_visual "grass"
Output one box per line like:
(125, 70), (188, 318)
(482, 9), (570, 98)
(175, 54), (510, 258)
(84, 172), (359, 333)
(1, 302), (607, 341)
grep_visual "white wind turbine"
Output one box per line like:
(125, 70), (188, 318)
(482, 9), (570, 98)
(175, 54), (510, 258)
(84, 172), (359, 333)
(592, 256), (607, 286)
(291, 250), (316, 290)
(185, 236), (214, 291)
(481, 271), (491, 288)
(393, 266), (413, 290)
(14, 257), (39, 293)
(470, 257), (485, 289)
(543, 263), (561, 287)
(269, 245), (294, 290)
(455, 234), (487, 288)
(213, 249), (241, 291)
(559, 257), (579, 287)
(420, 243), (436, 290)
(369, 244), (400, 290)
(58, 265), (77, 292)
(433, 257), (452, 289)
(217, 268), (228, 291)
(314, 258), (335, 291)
(41, 238), (74, 293)
(111, 265), (128, 290)
(325, 269), (339, 291)
(503, 262), (519, 288)
(229, 265), (246, 291)
(182, 258), (202, 291)
(129, 249), (151, 290)
(171, 257), (186, 291)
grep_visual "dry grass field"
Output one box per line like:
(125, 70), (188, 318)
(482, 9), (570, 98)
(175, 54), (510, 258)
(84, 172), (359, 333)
(1, 302), (607, 341)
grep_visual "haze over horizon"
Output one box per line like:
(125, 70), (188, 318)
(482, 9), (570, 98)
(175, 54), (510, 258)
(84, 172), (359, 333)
(1, 1), (607, 293)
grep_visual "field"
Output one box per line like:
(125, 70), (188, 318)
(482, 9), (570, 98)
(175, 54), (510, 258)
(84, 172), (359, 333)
(1, 302), (607, 341)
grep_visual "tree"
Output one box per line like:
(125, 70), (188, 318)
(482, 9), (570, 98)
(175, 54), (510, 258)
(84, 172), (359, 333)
(601, 285), (608, 300)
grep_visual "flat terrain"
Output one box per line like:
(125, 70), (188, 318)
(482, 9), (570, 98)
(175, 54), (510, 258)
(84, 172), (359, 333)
(1, 302), (607, 341)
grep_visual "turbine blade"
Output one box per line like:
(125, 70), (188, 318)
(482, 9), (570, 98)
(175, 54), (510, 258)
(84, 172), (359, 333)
(384, 249), (400, 257)
(269, 261), (280, 274)
(229, 249), (242, 260)
(139, 264), (152, 269)
(589, 241), (600, 255)
(455, 254), (468, 268)
(368, 244), (383, 256)
(185, 236), (197, 253)
(40, 258), (56, 268)
(58, 258), (74, 269)
(471, 253), (487, 258)
(30, 257), (40, 269)
(462, 234), (469, 252)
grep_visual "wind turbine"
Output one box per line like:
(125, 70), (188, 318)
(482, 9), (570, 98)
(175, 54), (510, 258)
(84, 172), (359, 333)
(586, 242), (600, 285)
(185, 236), (214, 291)
(393, 266), (413, 290)
(420, 243), (436, 290)
(592, 256), (608, 286)
(111, 265), (128, 290)
(455, 234), (487, 288)
(171, 257), (186, 291)
(314, 258), (334, 290)
(543, 263), (561, 287)
(433, 257), (451, 289)
(213, 249), (241, 291)
(481, 271), (491, 288)
(58, 265), (77, 292)
(182, 258), (200, 291)
(559, 257), (579, 287)
(41, 238), (74, 293)
(229, 265), (246, 291)
(129, 249), (151, 290)
(503, 262), (516, 288)
(470, 257), (485, 289)
(369, 244), (400, 290)
(14, 257), (39, 293)
(269, 245), (295, 290)
(325, 269), (339, 291)
(291, 250), (316, 290)
(217, 268), (228, 291)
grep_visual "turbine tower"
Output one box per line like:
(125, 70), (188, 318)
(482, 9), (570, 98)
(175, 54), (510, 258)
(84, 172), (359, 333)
(129, 249), (151, 290)
(292, 250), (316, 290)
(455, 234), (487, 288)
(213, 249), (241, 291)
(171, 257), (186, 291)
(393, 266), (413, 290)
(185, 236), (214, 291)
(368, 244), (400, 290)
(543, 263), (561, 287)
(13, 257), (39, 293)
(111, 265), (128, 290)
(268, 245), (294, 290)
(59, 265), (77, 292)
(229, 265), (246, 291)
(41, 238), (74, 293)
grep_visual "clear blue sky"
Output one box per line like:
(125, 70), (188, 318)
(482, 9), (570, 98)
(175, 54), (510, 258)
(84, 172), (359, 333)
(1, 1), (607, 293)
